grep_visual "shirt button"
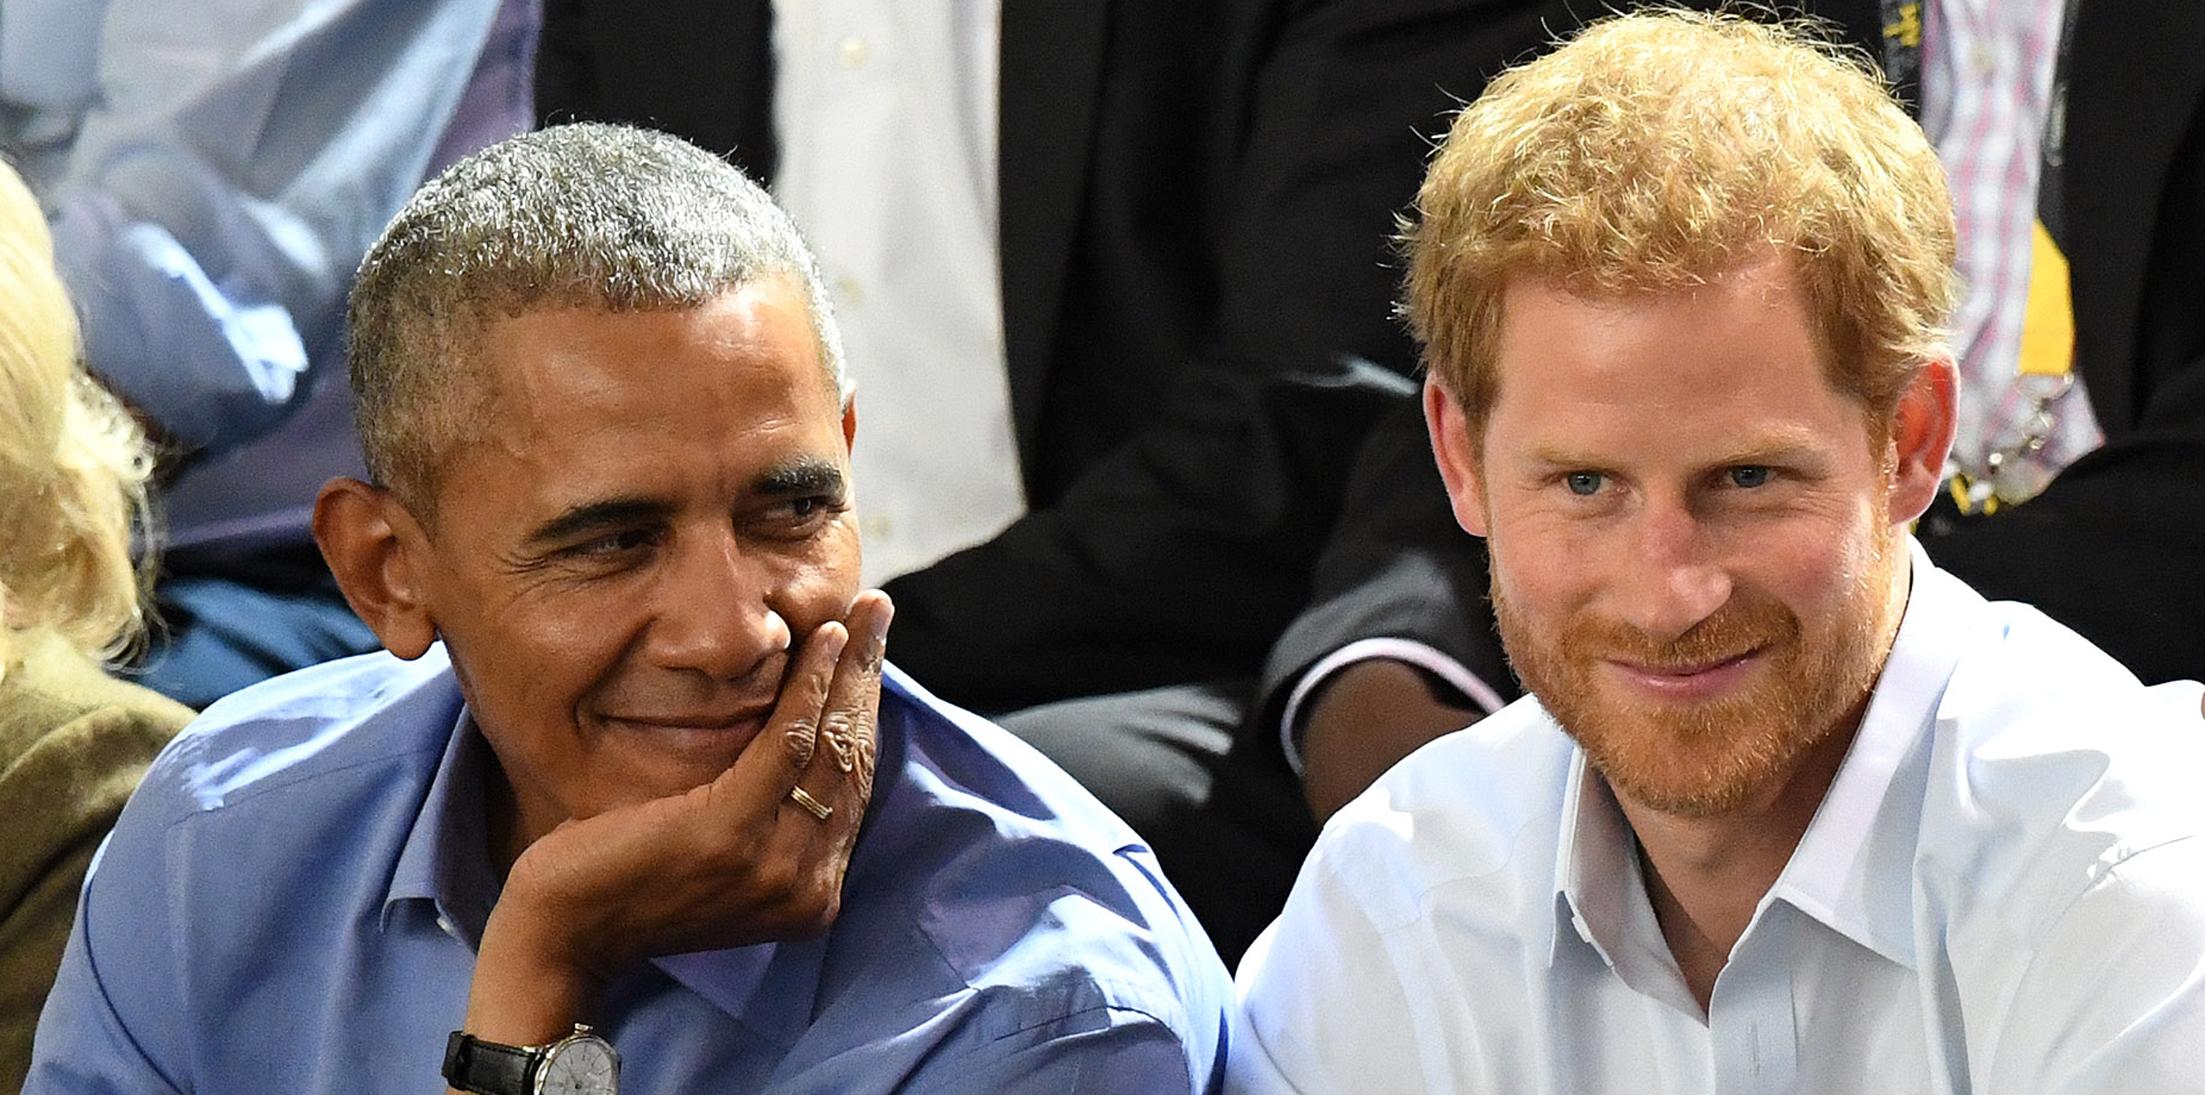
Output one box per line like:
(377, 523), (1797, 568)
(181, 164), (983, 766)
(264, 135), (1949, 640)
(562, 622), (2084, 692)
(863, 513), (893, 541)
(838, 36), (872, 69)
(1967, 43), (1996, 75)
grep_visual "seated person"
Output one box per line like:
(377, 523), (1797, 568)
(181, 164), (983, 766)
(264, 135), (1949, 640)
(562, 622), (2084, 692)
(0, 159), (192, 1089)
(1232, 12), (2205, 1092)
(28, 124), (1230, 1094)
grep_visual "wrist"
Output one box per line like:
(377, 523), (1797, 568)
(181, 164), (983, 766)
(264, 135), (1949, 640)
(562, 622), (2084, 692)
(465, 901), (599, 1046)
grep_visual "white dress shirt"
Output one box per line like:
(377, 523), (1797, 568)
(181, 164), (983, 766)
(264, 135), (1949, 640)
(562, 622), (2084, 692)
(1233, 542), (2205, 1094)
(770, 0), (1023, 584)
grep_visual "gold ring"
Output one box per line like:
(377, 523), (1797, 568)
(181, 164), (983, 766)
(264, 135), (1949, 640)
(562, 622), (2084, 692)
(786, 786), (833, 822)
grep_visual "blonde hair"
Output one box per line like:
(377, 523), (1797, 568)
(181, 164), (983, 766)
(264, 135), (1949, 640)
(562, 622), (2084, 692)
(1404, 9), (1959, 435)
(0, 160), (156, 669)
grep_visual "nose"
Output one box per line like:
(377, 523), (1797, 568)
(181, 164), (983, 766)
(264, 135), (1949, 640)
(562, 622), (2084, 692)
(649, 530), (791, 681)
(1611, 498), (1732, 642)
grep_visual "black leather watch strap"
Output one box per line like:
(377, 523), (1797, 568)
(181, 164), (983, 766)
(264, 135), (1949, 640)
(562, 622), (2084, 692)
(443, 1030), (539, 1094)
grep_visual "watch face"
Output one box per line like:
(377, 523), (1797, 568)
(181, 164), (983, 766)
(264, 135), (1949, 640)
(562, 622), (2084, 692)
(537, 1036), (619, 1095)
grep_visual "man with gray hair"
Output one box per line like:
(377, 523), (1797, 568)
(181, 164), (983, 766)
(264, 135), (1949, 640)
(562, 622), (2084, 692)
(28, 124), (1231, 1094)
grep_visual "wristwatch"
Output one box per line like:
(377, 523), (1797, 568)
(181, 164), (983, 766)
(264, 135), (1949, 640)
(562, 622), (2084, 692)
(443, 1024), (620, 1094)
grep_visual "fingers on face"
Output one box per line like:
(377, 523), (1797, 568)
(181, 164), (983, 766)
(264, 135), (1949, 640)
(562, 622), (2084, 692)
(788, 592), (892, 836)
(819, 592), (891, 798)
(779, 622), (848, 773)
(719, 619), (846, 825)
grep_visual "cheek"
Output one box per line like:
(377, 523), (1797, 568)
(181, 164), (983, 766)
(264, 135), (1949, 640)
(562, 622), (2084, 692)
(1487, 514), (1600, 619)
(767, 519), (864, 635)
(1752, 505), (1886, 619)
(455, 586), (639, 715)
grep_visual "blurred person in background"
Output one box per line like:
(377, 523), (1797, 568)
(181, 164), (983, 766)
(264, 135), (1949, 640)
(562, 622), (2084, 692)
(0, 0), (537, 708)
(0, 158), (190, 1091)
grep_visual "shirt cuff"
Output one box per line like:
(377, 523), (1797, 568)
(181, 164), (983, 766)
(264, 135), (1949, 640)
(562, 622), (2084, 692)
(1277, 638), (1508, 778)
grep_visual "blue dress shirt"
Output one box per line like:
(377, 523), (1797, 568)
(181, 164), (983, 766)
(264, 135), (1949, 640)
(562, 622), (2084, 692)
(27, 652), (1232, 1092)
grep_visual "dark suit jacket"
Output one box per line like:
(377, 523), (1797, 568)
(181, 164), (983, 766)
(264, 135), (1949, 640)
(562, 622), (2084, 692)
(539, 0), (1561, 711)
(1255, 0), (2205, 738)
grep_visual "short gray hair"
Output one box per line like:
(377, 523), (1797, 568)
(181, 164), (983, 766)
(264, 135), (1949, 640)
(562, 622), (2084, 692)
(347, 122), (849, 513)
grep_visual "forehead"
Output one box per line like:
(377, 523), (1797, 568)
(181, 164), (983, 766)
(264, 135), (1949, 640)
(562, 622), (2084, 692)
(439, 283), (842, 513)
(476, 281), (831, 415)
(1483, 260), (1863, 459)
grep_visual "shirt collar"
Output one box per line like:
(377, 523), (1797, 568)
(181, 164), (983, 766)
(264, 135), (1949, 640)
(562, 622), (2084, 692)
(1769, 538), (1972, 970)
(1551, 751), (1702, 1017)
(382, 704), (497, 942)
(1551, 539), (1974, 975)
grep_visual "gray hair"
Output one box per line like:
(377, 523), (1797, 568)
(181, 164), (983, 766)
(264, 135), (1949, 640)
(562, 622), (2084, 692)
(347, 122), (849, 513)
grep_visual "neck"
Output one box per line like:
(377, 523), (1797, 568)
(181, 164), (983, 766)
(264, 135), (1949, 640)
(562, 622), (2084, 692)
(1617, 714), (1859, 1013)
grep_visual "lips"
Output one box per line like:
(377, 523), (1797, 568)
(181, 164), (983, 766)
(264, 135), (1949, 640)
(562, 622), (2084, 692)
(608, 709), (771, 727)
(1604, 648), (1764, 701)
(602, 706), (772, 732)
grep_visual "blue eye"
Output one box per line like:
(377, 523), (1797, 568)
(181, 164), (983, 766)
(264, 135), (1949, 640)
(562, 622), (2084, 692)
(1565, 471), (1604, 496)
(1728, 466), (1771, 488)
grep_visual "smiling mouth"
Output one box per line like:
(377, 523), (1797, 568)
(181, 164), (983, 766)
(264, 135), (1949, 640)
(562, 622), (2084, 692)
(1618, 650), (1757, 677)
(601, 707), (772, 733)
(1604, 648), (1764, 697)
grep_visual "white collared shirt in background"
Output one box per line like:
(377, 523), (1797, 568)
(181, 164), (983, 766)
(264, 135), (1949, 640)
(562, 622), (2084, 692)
(770, 0), (1022, 585)
(1232, 542), (2205, 1094)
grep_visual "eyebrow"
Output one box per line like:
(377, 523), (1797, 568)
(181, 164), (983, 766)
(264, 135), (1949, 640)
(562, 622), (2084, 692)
(754, 457), (845, 498)
(524, 498), (675, 549)
(1523, 432), (1828, 472)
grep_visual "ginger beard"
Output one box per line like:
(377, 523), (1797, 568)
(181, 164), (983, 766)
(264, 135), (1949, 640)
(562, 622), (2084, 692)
(1491, 532), (1901, 818)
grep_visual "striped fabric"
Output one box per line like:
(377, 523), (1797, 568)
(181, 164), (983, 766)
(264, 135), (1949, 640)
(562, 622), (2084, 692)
(1921, 0), (2103, 507)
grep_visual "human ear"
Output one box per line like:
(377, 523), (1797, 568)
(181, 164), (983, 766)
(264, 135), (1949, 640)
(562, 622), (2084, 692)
(1885, 358), (1959, 525)
(841, 398), (857, 455)
(312, 478), (440, 660)
(1424, 379), (1491, 538)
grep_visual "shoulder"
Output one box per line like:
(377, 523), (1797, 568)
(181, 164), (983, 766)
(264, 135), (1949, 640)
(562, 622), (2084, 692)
(0, 633), (191, 944)
(0, 630), (189, 761)
(120, 647), (460, 830)
(825, 666), (1232, 1085)
(99, 647), (460, 881)
(1231, 700), (1571, 1094)
(1, 633), (190, 815)
(1306, 695), (1575, 929)
(1920, 592), (2205, 950)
